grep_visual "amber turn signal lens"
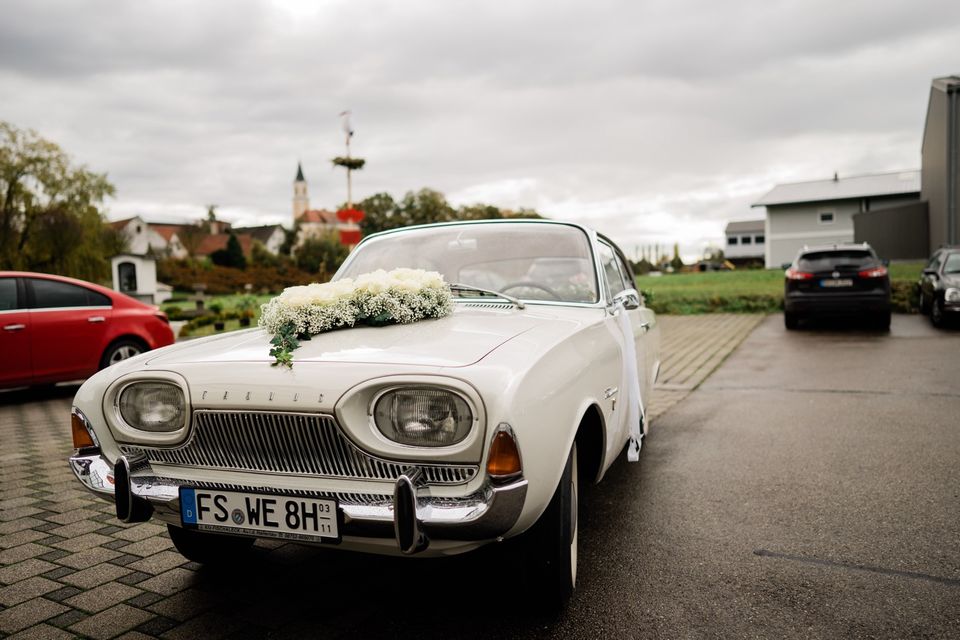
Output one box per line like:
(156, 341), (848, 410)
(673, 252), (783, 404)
(71, 410), (96, 449)
(486, 429), (522, 479)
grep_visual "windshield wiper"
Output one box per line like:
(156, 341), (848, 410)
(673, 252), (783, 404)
(449, 283), (525, 309)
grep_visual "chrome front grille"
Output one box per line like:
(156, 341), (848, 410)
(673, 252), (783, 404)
(121, 410), (477, 485)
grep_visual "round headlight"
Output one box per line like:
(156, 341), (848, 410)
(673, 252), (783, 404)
(945, 288), (960, 303)
(373, 388), (472, 447)
(118, 382), (186, 432)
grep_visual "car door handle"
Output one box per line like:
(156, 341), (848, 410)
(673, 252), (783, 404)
(87, 316), (106, 323)
(3, 323), (26, 331)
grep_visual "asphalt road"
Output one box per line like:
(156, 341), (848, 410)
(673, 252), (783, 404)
(284, 314), (959, 639)
(2, 314), (957, 639)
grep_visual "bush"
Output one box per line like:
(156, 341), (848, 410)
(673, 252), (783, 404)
(891, 281), (918, 314)
(646, 293), (783, 315)
(163, 305), (184, 320)
(157, 260), (323, 295)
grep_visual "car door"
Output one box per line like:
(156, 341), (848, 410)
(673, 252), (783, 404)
(596, 241), (648, 446)
(611, 248), (657, 407)
(0, 277), (32, 387)
(26, 277), (113, 382)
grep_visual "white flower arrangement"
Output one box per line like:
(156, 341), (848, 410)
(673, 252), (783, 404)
(259, 268), (454, 367)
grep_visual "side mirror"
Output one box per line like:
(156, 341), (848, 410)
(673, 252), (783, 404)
(612, 289), (641, 310)
(922, 268), (938, 277)
(781, 263), (792, 270)
(882, 258), (890, 267)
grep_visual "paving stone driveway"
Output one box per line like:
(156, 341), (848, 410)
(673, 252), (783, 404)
(0, 314), (761, 639)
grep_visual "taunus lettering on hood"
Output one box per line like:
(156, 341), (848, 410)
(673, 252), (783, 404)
(197, 388), (324, 405)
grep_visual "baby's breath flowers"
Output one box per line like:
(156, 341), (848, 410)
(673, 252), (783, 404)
(259, 268), (453, 367)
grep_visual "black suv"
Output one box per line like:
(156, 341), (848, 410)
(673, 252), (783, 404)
(784, 243), (891, 330)
(918, 246), (960, 328)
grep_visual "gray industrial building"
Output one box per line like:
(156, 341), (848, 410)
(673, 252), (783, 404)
(750, 75), (959, 266)
(753, 171), (921, 267)
(920, 75), (960, 250)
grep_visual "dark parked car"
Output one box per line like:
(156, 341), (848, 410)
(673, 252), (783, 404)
(783, 244), (891, 330)
(0, 271), (175, 389)
(917, 246), (960, 328)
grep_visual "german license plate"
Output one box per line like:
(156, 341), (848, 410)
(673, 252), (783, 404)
(820, 279), (853, 287)
(180, 488), (339, 543)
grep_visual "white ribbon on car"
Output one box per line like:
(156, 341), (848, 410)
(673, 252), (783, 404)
(613, 300), (645, 462)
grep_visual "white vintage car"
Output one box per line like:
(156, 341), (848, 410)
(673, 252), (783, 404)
(69, 219), (660, 604)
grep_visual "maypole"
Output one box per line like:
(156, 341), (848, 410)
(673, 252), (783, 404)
(332, 111), (366, 247)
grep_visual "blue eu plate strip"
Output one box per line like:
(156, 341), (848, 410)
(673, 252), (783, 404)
(181, 488), (197, 524)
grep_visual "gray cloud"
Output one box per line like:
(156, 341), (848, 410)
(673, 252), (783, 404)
(1, 0), (958, 258)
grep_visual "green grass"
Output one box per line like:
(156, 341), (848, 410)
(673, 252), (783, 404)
(636, 262), (925, 315)
(163, 293), (276, 338)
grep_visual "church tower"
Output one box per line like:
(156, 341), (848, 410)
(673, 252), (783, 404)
(293, 162), (309, 223)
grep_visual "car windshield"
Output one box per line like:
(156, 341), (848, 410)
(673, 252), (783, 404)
(943, 253), (960, 274)
(797, 250), (875, 271)
(336, 222), (599, 303)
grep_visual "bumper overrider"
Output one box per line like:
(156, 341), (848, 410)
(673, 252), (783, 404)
(69, 450), (527, 555)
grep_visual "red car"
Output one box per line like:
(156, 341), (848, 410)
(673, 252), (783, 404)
(0, 271), (175, 389)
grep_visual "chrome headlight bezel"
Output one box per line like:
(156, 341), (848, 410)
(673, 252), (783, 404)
(103, 372), (192, 446)
(335, 376), (486, 463)
(944, 288), (960, 303)
(371, 386), (474, 448)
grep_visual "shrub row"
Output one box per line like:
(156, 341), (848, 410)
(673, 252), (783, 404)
(643, 282), (919, 316)
(158, 260), (326, 295)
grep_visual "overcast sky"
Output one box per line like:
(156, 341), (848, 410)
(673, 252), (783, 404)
(2, 0), (959, 259)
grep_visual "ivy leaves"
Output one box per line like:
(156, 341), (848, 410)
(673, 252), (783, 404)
(268, 322), (300, 368)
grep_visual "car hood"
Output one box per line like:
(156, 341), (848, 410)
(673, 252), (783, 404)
(146, 306), (562, 368)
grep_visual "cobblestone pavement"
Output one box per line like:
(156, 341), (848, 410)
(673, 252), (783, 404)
(0, 314), (763, 639)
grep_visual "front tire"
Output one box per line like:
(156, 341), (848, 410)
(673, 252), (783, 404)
(523, 443), (578, 609)
(931, 298), (945, 328)
(919, 291), (930, 315)
(167, 525), (255, 564)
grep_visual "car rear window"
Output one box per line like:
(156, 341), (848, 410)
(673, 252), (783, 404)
(0, 278), (18, 311)
(29, 278), (111, 308)
(797, 250), (875, 271)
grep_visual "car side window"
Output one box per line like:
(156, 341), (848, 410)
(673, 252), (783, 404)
(614, 253), (635, 292)
(29, 279), (111, 309)
(0, 278), (19, 311)
(597, 242), (627, 298)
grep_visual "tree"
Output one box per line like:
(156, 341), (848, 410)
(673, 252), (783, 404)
(250, 240), (279, 268)
(1, 121), (117, 281)
(177, 222), (205, 259)
(210, 233), (246, 269)
(457, 204), (503, 220)
(357, 192), (400, 236)
(295, 231), (348, 276)
(670, 242), (684, 271)
(399, 188), (454, 227)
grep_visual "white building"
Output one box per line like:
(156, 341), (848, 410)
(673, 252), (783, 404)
(752, 171), (921, 268)
(110, 216), (188, 259)
(723, 220), (765, 264)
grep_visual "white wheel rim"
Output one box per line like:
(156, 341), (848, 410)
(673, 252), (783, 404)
(110, 345), (141, 364)
(570, 445), (578, 587)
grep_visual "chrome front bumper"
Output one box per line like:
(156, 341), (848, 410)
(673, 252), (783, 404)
(69, 451), (527, 553)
